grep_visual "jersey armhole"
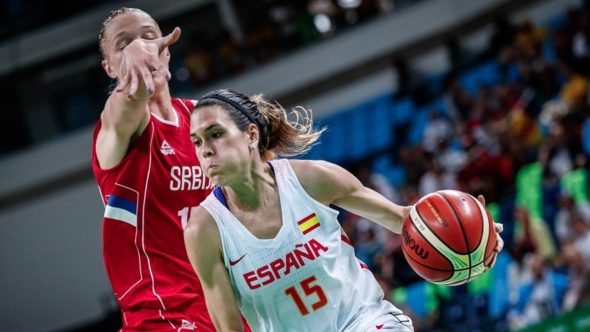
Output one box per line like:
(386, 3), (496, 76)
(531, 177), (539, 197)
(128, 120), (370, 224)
(200, 197), (232, 268)
(271, 159), (340, 218)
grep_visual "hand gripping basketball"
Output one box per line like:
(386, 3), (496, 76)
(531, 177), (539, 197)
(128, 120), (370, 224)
(401, 190), (504, 285)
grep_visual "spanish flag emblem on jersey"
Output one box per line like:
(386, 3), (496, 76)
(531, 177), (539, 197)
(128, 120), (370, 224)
(298, 213), (320, 235)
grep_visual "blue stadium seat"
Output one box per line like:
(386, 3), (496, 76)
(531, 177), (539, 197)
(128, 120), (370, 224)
(392, 97), (415, 125)
(407, 109), (429, 146)
(374, 155), (406, 187)
(459, 60), (500, 96)
(368, 94), (395, 151)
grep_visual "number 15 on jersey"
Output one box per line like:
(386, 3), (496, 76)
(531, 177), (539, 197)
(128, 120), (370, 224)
(284, 275), (328, 315)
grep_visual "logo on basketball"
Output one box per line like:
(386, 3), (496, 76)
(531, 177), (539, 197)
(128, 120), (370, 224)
(402, 225), (429, 260)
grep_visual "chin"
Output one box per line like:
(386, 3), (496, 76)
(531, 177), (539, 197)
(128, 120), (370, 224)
(207, 173), (224, 186)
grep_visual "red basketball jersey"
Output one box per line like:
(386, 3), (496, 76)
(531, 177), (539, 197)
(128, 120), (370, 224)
(92, 98), (215, 331)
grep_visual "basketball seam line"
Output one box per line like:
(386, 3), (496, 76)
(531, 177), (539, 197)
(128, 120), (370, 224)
(405, 250), (489, 272)
(417, 196), (470, 255)
(438, 192), (473, 282)
(412, 206), (454, 272)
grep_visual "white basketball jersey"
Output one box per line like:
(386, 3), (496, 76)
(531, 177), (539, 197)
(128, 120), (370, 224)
(200, 159), (401, 332)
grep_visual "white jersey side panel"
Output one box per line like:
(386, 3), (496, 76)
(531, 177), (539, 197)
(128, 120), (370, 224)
(200, 159), (401, 332)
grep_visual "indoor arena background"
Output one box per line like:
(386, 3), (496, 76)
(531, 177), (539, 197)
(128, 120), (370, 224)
(1, 0), (589, 331)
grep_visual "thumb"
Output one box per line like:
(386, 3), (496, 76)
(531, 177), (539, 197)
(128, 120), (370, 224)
(477, 194), (486, 207)
(158, 27), (181, 53)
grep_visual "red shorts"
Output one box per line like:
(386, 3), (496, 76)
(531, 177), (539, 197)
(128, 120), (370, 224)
(120, 307), (251, 332)
(120, 307), (213, 332)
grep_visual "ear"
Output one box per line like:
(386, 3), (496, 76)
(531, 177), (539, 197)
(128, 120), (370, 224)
(247, 123), (259, 146)
(102, 59), (117, 79)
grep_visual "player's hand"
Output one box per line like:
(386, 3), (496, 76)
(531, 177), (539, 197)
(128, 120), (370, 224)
(477, 195), (504, 269)
(115, 27), (181, 97)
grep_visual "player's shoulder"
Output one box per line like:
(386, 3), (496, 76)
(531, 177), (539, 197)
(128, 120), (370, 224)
(172, 98), (197, 115)
(287, 159), (339, 187)
(186, 205), (217, 235)
(289, 159), (337, 177)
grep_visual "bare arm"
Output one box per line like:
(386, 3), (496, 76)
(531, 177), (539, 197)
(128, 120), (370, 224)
(290, 159), (409, 234)
(184, 207), (244, 332)
(95, 28), (181, 169)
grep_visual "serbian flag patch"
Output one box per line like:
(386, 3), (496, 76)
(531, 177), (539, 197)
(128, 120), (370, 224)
(104, 185), (138, 227)
(297, 213), (320, 235)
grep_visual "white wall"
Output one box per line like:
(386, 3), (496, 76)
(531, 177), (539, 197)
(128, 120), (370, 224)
(0, 180), (111, 332)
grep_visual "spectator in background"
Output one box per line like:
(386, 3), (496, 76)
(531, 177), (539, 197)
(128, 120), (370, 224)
(185, 33), (216, 86)
(561, 244), (590, 311)
(509, 207), (538, 265)
(514, 18), (547, 60)
(418, 153), (458, 197)
(442, 70), (474, 123)
(556, 52), (589, 110)
(421, 110), (454, 154)
(554, 190), (590, 247)
(483, 14), (517, 60)
(217, 29), (248, 77)
(507, 253), (569, 330)
(570, 214), (590, 263)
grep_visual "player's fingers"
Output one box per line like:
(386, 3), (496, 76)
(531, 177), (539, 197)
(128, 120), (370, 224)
(115, 77), (130, 93)
(128, 70), (140, 97)
(158, 27), (181, 52)
(152, 62), (171, 81)
(115, 65), (131, 92)
(139, 67), (154, 94)
(486, 253), (498, 268)
(477, 194), (486, 206)
(494, 222), (504, 234)
(495, 233), (504, 253)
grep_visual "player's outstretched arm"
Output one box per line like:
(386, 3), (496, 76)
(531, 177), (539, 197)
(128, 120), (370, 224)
(96, 28), (181, 169)
(290, 159), (410, 234)
(184, 207), (245, 332)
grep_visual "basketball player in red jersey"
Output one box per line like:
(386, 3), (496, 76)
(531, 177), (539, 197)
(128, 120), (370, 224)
(92, 8), (250, 331)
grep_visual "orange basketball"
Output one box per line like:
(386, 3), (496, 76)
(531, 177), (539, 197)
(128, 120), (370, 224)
(401, 190), (497, 285)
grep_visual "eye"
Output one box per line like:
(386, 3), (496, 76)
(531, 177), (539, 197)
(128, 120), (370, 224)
(143, 32), (157, 40)
(193, 139), (202, 147)
(212, 132), (223, 139)
(117, 39), (131, 51)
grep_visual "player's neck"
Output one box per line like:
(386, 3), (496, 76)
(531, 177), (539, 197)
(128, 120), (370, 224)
(225, 163), (276, 211)
(147, 89), (174, 121)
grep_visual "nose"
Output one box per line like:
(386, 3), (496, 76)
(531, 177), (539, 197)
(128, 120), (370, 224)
(199, 142), (214, 158)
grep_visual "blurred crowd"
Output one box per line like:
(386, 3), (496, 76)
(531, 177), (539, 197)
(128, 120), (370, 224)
(339, 2), (590, 331)
(180, 0), (410, 87)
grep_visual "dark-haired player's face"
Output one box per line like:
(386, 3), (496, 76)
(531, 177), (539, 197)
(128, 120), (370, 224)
(190, 106), (253, 186)
(101, 11), (165, 80)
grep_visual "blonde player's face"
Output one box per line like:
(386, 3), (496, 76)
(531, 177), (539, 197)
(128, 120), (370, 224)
(101, 11), (167, 81)
(190, 106), (254, 186)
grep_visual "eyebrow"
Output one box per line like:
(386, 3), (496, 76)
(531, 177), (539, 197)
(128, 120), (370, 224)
(190, 124), (218, 138)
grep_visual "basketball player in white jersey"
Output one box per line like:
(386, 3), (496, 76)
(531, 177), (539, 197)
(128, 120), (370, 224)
(184, 89), (503, 331)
